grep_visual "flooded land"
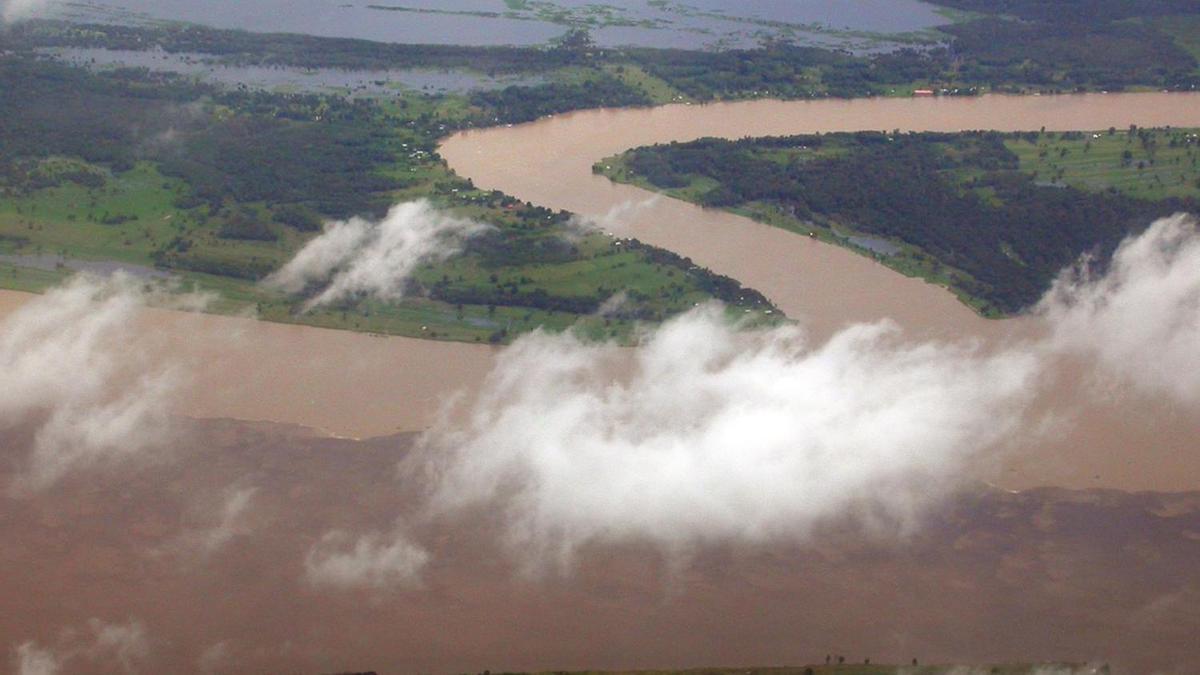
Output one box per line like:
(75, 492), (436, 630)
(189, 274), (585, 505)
(42, 46), (549, 95)
(4, 92), (1200, 492)
(1, 418), (1197, 674)
(46, 0), (948, 51)
(441, 92), (1200, 493)
(3, 22), (1200, 666)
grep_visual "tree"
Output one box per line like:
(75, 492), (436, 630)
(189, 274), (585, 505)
(555, 28), (595, 55)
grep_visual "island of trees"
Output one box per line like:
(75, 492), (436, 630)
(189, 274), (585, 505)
(599, 128), (1200, 315)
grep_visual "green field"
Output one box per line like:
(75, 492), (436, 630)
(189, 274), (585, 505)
(603, 63), (692, 105)
(0, 161), (770, 343)
(1006, 128), (1200, 200)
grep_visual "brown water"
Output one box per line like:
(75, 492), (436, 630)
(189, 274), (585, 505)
(441, 92), (1200, 340)
(440, 93), (1200, 491)
(6, 95), (1200, 673)
(3, 93), (1200, 489)
(4, 419), (1198, 674)
(0, 289), (497, 439)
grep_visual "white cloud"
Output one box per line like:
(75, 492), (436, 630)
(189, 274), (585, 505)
(304, 530), (430, 590)
(165, 486), (258, 560)
(196, 486), (257, 553)
(264, 200), (489, 310)
(1039, 213), (1200, 403)
(13, 643), (60, 675)
(11, 619), (148, 675)
(86, 619), (149, 674)
(0, 274), (206, 493)
(1, 0), (57, 23)
(414, 304), (1038, 571)
(568, 196), (659, 236)
(196, 640), (232, 675)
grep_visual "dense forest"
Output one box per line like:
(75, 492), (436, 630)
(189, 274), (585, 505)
(469, 77), (650, 123)
(0, 57), (400, 217)
(612, 132), (1198, 314)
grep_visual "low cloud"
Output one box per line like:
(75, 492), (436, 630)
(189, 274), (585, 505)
(415, 304), (1038, 571)
(195, 486), (257, 554)
(304, 530), (430, 590)
(568, 196), (659, 236)
(165, 485), (258, 560)
(12, 618), (149, 675)
(13, 643), (59, 675)
(196, 641), (232, 675)
(1039, 213), (1200, 403)
(404, 213), (1200, 573)
(0, 274), (207, 493)
(1, 0), (57, 23)
(264, 200), (489, 310)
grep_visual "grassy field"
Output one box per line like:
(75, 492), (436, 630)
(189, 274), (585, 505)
(1006, 128), (1200, 200)
(603, 63), (692, 105)
(1, 160), (191, 265)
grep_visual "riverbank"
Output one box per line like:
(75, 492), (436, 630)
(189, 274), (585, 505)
(4, 92), (1200, 490)
(594, 127), (1199, 317)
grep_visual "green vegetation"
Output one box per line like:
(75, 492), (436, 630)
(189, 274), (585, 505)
(926, 0), (1198, 24)
(598, 130), (1199, 315)
(4, 7), (1200, 339)
(1007, 127), (1200, 200)
(924, 0), (1200, 89)
(602, 63), (690, 105)
(1152, 15), (1200, 65)
(469, 75), (651, 123)
(0, 55), (772, 343)
(7, 11), (1200, 115)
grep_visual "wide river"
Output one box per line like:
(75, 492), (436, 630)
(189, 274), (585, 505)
(5, 92), (1200, 490)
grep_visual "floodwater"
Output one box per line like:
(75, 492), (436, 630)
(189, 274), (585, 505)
(5, 92), (1200, 675)
(42, 47), (548, 95)
(3, 92), (1200, 491)
(0, 289), (496, 439)
(2, 418), (1198, 674)
(441, 92), (1200, 341)
(441, 92), (1200, 492)
(46, 0), (946, 51)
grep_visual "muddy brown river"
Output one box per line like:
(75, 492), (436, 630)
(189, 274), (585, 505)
(4, 92), (1200, 490)
(5, 93), (1200, 675)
